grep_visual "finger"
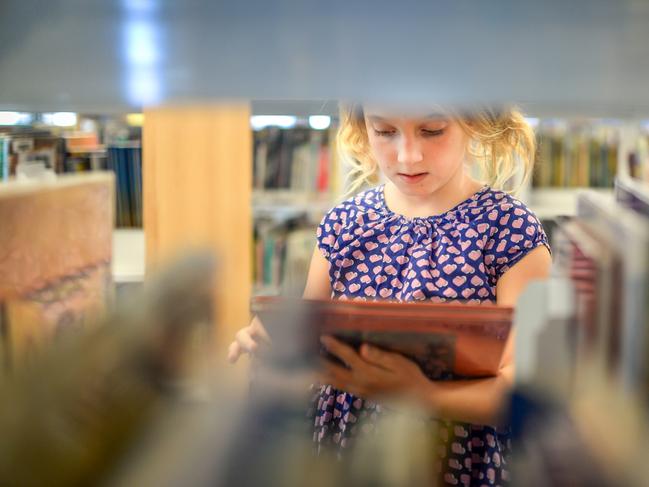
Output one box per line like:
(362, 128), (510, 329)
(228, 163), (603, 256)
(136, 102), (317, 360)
(319, 358), (380, 398)
(320, 336), (364, 369)
(236, 328), (259, 353)
(227, 341), (242, 363)
(250, 318), (272, 344)
(318, 359), (353, 390)
(318, 367), (369, 398)
(360, 343), (413, 372)
(320, 357), (352, 380)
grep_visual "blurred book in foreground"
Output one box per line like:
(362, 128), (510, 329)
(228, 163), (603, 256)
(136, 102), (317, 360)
(0, 172), (114, 367)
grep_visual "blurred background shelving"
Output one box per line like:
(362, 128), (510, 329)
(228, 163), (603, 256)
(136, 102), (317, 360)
(3, 110), (649, 298)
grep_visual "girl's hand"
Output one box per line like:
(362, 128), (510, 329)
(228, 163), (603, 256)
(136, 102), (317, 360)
(318, 336), (431, 402)
(227, 316), (271, 363)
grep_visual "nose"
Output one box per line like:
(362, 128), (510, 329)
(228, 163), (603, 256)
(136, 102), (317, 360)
(397, 134), (424, 165)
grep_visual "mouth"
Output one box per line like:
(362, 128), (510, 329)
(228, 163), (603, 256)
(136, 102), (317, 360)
(397, 172), (428, 184)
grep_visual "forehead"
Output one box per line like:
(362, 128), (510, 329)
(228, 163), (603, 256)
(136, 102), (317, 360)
(363, 104), (447, 121)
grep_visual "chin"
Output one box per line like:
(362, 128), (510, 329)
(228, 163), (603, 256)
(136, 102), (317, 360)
(393, 179), (439, 196)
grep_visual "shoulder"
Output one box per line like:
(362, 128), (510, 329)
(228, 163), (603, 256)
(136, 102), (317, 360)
(316, 186), (385, 256)
(318, 185), (384, 228)
(465, 188), (544, 236)
(476, 189), (550, 280)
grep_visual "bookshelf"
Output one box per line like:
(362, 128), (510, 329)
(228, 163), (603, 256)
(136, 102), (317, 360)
(524, 187), (614, 219)
(142, 105), (252, 359)
(252, 189), (334, 222)
(0, 122), (143, 228)
(250, 118), (344, 298)
(514, 117), (638, 220)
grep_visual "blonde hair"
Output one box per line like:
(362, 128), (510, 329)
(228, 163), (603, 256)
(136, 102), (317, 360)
(337, 103), (536, 195)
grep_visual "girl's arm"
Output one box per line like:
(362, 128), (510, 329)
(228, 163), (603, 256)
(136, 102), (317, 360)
(421, 245), (551, 424)
(228, 246), (330, 362)
(302, 247), (333, 299)
(320, 245), (552, 425)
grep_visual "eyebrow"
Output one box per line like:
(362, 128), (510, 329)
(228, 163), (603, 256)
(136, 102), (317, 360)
(367, 113), (445, 122)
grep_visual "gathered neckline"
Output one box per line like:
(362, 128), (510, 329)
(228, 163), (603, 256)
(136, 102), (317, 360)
(377, 183), (491, 222)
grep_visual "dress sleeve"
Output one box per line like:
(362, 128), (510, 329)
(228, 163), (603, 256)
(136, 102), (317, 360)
(484, 202), (551, 281)
(316, 206), (342, 259)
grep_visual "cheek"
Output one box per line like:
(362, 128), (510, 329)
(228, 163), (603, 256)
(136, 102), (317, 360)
(369, 139), (398, 167)
(429, 133), (467, 167)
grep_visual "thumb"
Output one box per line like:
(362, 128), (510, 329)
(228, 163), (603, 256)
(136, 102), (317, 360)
(227, 341), (242, 364)
(360, 344), (411, 371)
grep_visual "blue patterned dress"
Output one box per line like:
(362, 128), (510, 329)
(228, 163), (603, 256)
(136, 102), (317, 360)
(311, 184), (550, 486)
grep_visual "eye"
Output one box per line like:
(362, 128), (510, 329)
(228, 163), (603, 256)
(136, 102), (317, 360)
(373, 129), (396, 137)
(422, 128), (445, 137)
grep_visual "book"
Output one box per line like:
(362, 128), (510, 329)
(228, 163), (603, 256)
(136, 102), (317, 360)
(107, 143), (142, 227)
(251, 296), (513, 379)
(0, 252), (215, 486)
(615, 175), (649, 219)
(577, 190), (649, 393)
(0, 172), (115, 366)
(552, 219), (622, 375)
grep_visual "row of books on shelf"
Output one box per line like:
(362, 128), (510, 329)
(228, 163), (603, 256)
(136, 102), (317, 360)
(253, 222), (315, 297)
(253, 126), (339, 195)
(0, 130), (142, 227)
(532, 122), (619, 188)
(530, 121), (649, 190)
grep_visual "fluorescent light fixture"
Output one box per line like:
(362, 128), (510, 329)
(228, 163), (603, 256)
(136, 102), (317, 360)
(127, 66), (161, 105)
(42, 112), (78, 127)
(524, 117), (539, 129)
(0, 111), (32, 126)
(122, 11), (163, 105)
(251, 115), (297, 130)
(122, 0), (157, 14)
(125, 20), (160, 65)
(309, 115), (331, 130)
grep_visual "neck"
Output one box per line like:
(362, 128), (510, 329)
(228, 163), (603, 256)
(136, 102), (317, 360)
(384, 171), (483, 219)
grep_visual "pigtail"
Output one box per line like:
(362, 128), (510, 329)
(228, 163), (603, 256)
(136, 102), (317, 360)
(337, 103), (380, 197)
(457, 107), (536, 193)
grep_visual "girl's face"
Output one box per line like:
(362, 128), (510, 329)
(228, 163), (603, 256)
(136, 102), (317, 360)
(363, 108), (470, 197)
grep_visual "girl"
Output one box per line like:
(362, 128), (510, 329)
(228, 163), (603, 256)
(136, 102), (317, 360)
(228, 104), (552, 486)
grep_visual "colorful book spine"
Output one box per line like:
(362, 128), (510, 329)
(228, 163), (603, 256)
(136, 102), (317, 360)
(533, 123), (619, 188)
(252, 125), (336, 195)
(0, 136), (9, 181)
(107, 144), (142, 228)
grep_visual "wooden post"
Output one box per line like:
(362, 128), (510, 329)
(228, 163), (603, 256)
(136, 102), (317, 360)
(143, 104), (252, 363)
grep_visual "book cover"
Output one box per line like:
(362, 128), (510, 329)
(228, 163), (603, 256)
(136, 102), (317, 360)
(0, 172), (114, 365)
(251, 296), (513, 379)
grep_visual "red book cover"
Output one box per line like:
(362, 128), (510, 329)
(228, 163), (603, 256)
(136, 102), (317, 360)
(251, 296), (513, 379)
(315, 144), (329, 193)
